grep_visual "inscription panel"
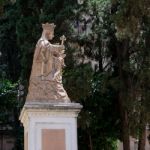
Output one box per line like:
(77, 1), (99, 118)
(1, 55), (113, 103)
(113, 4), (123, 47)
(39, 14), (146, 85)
(42, 129), (66, 150)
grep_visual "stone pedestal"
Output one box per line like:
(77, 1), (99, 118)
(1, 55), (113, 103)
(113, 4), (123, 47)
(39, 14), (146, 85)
(19, 102), (82, 150)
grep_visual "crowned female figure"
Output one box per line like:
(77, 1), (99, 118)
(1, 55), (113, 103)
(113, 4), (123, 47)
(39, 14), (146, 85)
(26, 23), (70, 102)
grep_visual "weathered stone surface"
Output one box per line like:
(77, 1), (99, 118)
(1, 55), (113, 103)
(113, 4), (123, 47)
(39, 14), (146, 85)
(26, 23), (70, 102)
(26, 79), (69, 102)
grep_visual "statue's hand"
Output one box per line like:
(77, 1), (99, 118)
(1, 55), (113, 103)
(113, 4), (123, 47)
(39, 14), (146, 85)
(60, 45), (65, 50)
(60, 50), (65, 54)
(54, 43), (59, 45)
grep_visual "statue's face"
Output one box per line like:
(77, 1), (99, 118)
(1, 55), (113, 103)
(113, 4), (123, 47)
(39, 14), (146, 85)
(45, 30), (54, 40)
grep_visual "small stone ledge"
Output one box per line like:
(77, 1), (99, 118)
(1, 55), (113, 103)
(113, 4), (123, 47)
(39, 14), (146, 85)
(24, 101), (83, 110)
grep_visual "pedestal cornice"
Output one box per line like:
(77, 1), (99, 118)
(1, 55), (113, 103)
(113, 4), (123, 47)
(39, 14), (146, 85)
(19, 102), (83, 126)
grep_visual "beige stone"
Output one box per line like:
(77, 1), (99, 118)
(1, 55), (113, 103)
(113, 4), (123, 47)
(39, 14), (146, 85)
(25, 132), (28, 150)
(42, 129), (66, 150)
(26, 23), (70, 102)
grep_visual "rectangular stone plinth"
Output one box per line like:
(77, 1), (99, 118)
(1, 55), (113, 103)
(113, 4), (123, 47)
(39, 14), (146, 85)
(19, 102), (82, 150)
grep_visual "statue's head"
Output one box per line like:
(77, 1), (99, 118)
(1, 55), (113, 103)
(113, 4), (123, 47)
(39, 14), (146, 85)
(42, 23), (56, 40)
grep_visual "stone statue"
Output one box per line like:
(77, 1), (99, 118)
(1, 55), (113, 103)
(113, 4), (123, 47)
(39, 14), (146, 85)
(26, 23), (70, 102)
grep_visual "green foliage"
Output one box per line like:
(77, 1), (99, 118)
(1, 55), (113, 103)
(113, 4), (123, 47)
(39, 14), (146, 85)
(0, 78), (24, 150)
(78, 72), (120, 150)
(112, 0), (150, 40)
(110, 0), (150, 149)
(0, 79), (17, 119)
(0, 1), (20, 81)
(64, 64), (93, 100)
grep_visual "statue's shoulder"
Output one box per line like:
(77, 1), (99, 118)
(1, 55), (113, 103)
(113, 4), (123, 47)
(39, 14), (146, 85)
(36, 38), (50, 48)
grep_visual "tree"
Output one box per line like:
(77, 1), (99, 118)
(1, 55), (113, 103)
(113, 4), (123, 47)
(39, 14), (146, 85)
(0, 78), (23, 150)
(110, 0), (150, 149)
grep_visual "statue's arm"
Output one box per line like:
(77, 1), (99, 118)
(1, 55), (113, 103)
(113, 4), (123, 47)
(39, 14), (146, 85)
(40, 41), (48, 62)
(41, 48), (47, 62)
(50, 44), (64, 53)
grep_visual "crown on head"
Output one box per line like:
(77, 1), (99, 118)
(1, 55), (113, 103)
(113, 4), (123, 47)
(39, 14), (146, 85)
(42, 23), (56, 31)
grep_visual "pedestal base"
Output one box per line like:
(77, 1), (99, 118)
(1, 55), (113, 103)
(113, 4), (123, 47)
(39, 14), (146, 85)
(19, 102), (82, 150)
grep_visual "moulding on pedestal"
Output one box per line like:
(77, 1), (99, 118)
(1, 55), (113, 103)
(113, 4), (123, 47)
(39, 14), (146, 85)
(19, 101), (82, 150)
(20, 102), (82, 125)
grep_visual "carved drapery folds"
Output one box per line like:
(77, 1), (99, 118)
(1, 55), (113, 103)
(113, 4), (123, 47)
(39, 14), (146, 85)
(26, 23), (70, 102)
